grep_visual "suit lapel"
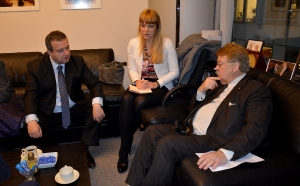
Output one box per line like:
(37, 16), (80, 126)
(43, 56), (56, 90)
(209, 76), (250, 124)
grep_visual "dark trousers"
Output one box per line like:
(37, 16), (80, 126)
(29, 100), (99, 147)
(118, 87), (168, 163)
(125, 124), (209, 186)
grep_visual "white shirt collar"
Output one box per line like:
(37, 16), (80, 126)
(227, 73), (246, 90)
(50, 56), (65, 71)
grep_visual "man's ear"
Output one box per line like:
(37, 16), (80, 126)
(233, 62), (240, 72)
(46, 49), (52, 56)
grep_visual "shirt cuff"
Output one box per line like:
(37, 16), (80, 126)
(25, 114), (39, 124)
(196, 91), (206, 101)
(92, 97), (103, 106)
(219, 148), (234, 161)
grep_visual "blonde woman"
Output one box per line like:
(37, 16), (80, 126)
(118, 9), (179, 172)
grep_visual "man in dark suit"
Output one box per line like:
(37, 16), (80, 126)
(0, 61), (10, 103)
(125, 43), (273, 185)
(268, 63), (279, 74)
(24, 30), (105, 168)
(279, 62), (292, 79)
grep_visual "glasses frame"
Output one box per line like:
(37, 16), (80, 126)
(216, 61), (236, 67)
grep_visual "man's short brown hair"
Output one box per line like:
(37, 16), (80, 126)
(45, 30), (67, 52)
(216, 42), (250, 73)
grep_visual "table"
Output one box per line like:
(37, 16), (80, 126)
(0, 142), (91, 186)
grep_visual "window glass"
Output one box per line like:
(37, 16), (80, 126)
(232, 0), (300, 63)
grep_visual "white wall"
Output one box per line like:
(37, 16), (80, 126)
(0, 0), (229, 86)
(149, 0), (214, 45)
(219, 0), (234, 46)
(149, 0), (176, 45)
(180, 0), (214, 43)
(0, 0), (148, 87)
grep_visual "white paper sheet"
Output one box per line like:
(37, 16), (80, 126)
(195, 152), (264, 172)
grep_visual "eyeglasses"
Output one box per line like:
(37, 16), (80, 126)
(216, 61), (236, 67)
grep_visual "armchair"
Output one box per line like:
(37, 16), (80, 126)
(140, 34), (221, 128)
(140, 49), (211, 127)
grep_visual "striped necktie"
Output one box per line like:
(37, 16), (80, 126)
(57, 66), (70, 129)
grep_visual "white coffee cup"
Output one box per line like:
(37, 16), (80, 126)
(59, 165), (74, 182)
(21, 145), (38, 159)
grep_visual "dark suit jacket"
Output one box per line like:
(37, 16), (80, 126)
(24, 54), (102, 117)
(0, 154), (11, 182)
(281, 68), (292, 79)
(0, 61), (11, 103)
(195, 75), (272, 160)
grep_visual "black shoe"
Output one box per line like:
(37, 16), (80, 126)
(118, 149), (129, 172)
(117, 162), (128, 173)
(86, 150), (96, 169)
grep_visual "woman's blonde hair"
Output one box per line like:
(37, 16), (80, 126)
(138, 9), (163, 64)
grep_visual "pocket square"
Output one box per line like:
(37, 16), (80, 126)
(229, 102), (236, 106)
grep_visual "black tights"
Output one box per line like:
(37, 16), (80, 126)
(118, 87), (168, 163)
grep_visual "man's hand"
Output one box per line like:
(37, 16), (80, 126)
(92, 104), (105, 123)
(197, 150), (228, 170)
(198, 77), (220, 94)
(27, 120), (42, 138)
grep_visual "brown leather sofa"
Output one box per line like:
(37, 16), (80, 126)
(139, 67), (300, 185)
(0, 49), (124, 148)
(173, 69), (300, 185)
(172, 69), (300, 185)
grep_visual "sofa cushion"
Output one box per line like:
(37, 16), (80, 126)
(141, 103), (190, 126)
(71, 49), (114, 77)
(0, 52), (43, 87)
(179, 147), (300, 186)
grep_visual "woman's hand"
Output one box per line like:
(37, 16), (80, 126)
(136, 80), (159, 89)
(136, 80), (150, 90)
(149, 82), (159, 89)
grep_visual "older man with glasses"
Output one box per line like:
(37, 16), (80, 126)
(125, 42), (273, 186)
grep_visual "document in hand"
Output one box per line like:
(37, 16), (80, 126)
(129, 85), (152, 94)
(196, 152), (264, 172)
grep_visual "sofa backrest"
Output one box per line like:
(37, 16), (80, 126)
(0, 52), (43, 87)
(267, 76), (300, 154)
(71, 48), (114, 77)
(248, 68), (300, 155)
(0, 49), (115, 99)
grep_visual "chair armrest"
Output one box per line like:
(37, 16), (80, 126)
(161, 84), (197, 106)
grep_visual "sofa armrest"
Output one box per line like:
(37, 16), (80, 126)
(101, 83), (125, 104)
(81, 83), (124, 104)
(161, 84), (197, 106)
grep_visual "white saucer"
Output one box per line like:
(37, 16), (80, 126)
(20, 149), (43, 160)
(55, 170), (80, 184)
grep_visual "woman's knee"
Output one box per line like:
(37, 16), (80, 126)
(122, 91), (135, 105)
(134, 95), (148, 110)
